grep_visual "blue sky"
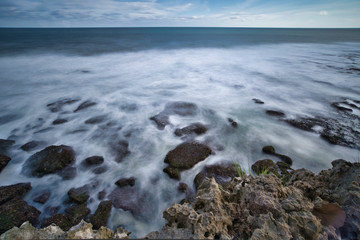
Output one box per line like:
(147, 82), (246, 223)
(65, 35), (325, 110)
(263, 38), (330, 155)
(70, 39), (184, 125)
(0, 0), (359, 27)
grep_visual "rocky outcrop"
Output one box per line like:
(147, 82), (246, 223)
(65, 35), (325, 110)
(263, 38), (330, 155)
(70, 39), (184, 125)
(265, 110), (286, 117)
(163, 142), (212, 180)
(1, 220), (130, 239)
(147, 160), (360, 240)
(22, 145), (76, 177)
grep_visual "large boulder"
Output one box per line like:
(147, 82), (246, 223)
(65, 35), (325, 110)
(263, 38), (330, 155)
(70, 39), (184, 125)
(90, 201), (112, 230)
(0, 182), (32, 205)
(22, 145), (76, 177)
(0, 199), (41, 234)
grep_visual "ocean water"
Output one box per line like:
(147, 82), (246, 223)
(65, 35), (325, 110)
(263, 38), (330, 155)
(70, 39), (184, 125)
(0, 28), (360, 237)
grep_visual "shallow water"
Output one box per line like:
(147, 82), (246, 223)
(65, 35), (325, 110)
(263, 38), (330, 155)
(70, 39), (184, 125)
(0, 28), (360, 237)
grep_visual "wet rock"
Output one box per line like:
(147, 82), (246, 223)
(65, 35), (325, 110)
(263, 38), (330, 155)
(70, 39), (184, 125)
(47, 98), (80, 113)
(33, 190), (51, 204)
(262, 145), (276, 154)
(22, 145), (76, 177)
(266, 110), (286, 117)
(194, 162), (238, 189)
(110, 140), (131, 163)
(177, 182), (188, 193)
(0, 139), (15, 155)
(262, 145), (293, 165)
(42, 214), (74, 231)
(0, 155), (11, 173)
(65, 203), (91, 224)
(0, 199), (41, 234)
(20, 140), (46, 152)
(251, 159), (280, 177)
(0, 182), (32, 205)
(92, 166), (108, 175)
(227, 118), (238, 128)
(85, 115), (106, 124)
(74, 100), (97, 113)
(98, 190), (106, 200)
(108, 187), (145, 216)
(68, 185), (90, 204)
(81, 156), (104, 167)
(52, 118), (68, 125)
(312, 203), (346, 228)
(164, 142), (212, 170)
(174, 122), (208, 137)
(163, 166), (180, 180)
(90, 201), (112, 230)
(331, 102), (353, 112)
(149, 114), (169, 130)
(252, 98), (265, 104)
(115, 177), (135, 187)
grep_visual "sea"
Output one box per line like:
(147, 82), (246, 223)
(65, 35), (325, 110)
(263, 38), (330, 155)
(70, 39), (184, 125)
(0, 28), (360, 237)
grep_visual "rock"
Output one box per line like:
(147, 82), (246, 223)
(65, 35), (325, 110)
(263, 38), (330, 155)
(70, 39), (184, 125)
(41, 214), (74, 231)
(65, 203), (91, 224)
(68, 185), (90, 204)
(20, 141), (46, 152)
(84, 115), (106, 124)
(266, 110), (286, 117)
(109, 140), (130, 163)
(0, 182), (32, 205)
(90, 201), (112, 230)
(163, 166), (181, 180)
(251, 159), (279, 177)
(149, 114), (169, 130)
(22, 145), (76, 177)
(262, 145), (275, 154)
(174, 123), (208, 137)
(52, 119), (68, 125)
(0, 139), (15, 155)
(312, 203), (346, 228)
(331, 102), (353, 112)
(108, 187), (145, 216)
(0, 155), (11, 173)
(0, 199), (41, 234)
(194, 162), (238, 189)
(262, 145), (293, 165)
(177, 183), (188, 193)
(98, 190), (106, 200)
(74, 100), (97, 112)
(164, 142), (212, 170)
(47, 98), (80, 112)
(227, 118), (238, 128)
(58, 166), (77, 180)
(252, 98), (265, 104)
(81, 156), (104, 167)
(92, 166), (108, 175)
(33, 190), (51, 204)
(115, 177), (135, 187)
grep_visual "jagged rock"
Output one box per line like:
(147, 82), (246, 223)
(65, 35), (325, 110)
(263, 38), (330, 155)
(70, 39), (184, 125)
(81, 156), (104, 167)
(0, 182), (32, 205)
(47, 98), (80, 112)
(174, 122), (208, 137)
(33, 190), (51, 204)
(0, 199), (41, 234)
(42, 214), (74, 231)
(22, 145), (76, 177)
(262, 145), (293, 165)
(115, 177), (135, 187)
(0, 139), (15, 155)
(163, 166), (180, 180)
(0, 155), (11, 173)
(74, 100), (97, 112)
(52, 119), (68, 125)
(68, 185), (90, 204)
(20, 141), (46, 152)
(251, 159), (280, 177)
(90, 201), (112, 230)
(252, 98), (265, 104)
(194, 162), (238, 189)
(65, 203), (91, 224)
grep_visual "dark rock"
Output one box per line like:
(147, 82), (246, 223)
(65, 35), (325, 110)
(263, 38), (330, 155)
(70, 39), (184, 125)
(65, 203), (90, 224)
(277, 154), (293, 165)
(164, 142), (212, 170)
(108, 187), (145, 216)
(0, 182), (32, 205)
(262, 146), (276, 154)
(194, 163), (238, 189)
(252, 98), (265, 104)
(110, 140), (131, 163)
(81, 156), (104, 167)
(22, 145), (76, 177)
(58, 166), (77, 180)
(52, 118), (68, 125)
(47, 98), (80, 112)
(178, 183), (188, 193)
(84, 115), (106, 124)
(0, 199), (41, 234)
(0, 139), (15, 155)
(41, 214), (74, 231)
(285, 118), (321, 132)
(174, 122), (208, 137)
(163, 166), (181, 180)
(150, 114), (170, 130)
(312, 203), (346, 228)
(227, 118), (238, 128)
(0, 155), (11, 173)
(331, 102), (352, 112)
(92, 166), (108, 175)
(266, 110), (286, 117)
(20, 141), (46, 152)
(90, 200), (112, 230)
(115, 177), (136, 187)
(98, 190), (106, 200)
(45, 206), (60, 216)
(262, 145), (293, 165)
(251, 159), (279, 177)
(74, 100), (97, 113)
(33, 190), (51, 204)
(68, 185), (90, 204)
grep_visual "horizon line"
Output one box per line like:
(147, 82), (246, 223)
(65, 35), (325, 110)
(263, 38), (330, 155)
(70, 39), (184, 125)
(1, 26), (360, 29)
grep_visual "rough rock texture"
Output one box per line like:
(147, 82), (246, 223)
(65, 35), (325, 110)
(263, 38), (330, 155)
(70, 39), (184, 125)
(65, 203), (91, 224)
(0, 155), (11, 173)
(1, 220), (130, 239)
(68, 185), (90, 204)
(0, 182), (32, 205)
(251, 159), (280, 177)
(146, 160), (360, 240)
(33, 190), (51, 204)
(90, 200), (112, 230)
(22, 145), (76, 177)
(164, 142), (212, 180)
(194, 162), (238, 189)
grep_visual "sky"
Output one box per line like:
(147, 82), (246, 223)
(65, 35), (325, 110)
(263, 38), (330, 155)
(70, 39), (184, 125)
(0, 0), (359, 28)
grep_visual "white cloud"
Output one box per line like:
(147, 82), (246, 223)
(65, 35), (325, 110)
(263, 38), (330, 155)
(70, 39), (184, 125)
(319, 10), (328, 16)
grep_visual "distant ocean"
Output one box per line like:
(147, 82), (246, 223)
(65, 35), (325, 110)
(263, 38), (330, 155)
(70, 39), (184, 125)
(0, 28), (360, 237)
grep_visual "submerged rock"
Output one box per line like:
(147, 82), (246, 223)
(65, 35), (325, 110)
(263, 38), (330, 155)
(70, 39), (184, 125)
(227, 118), (238, 128)
(109, 140), (131, 163)
(20, 141), (46, 152)
(52, 119), (68, 125)
(266, 110), (286, 117)
(47, 98), (80, 113)
(33, 190), (51, 204)
(252, 98), (265, 104)
(84, 115), (107, 124)
(81, 156), (104, 167)
(74, 100), (97, 113)
(174, 122), (208, 137)
(22, 145), (76, 177)
(115, 177), (135, 188)
(108, 187), (146, 217)
(0, 139), (15, 155)
(0, 155), (11, 173)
